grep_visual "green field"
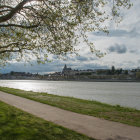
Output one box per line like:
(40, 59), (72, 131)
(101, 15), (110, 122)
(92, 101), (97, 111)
(0, 100), (93, 140)
(0, 87), (140, 127)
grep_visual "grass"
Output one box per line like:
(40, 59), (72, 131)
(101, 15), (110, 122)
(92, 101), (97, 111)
(0, 100), (93, 140)
(0, 86), (140, 127)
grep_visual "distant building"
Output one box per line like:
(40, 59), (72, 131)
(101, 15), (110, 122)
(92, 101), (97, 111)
(62, 64), (78, 76)
(62, 64), (72, 75)
(62, 64), (96, 76)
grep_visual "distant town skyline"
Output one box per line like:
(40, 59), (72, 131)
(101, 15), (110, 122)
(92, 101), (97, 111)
(1, 63), (140, 75)
(1, 64), (140, 81)
(0, 0), (140, 74)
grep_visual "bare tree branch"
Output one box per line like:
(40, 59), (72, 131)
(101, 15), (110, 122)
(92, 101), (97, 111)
(0, 0), (36, 23)
(0, 49), (20, 54)
(0, 24), (40, 28)
(0, 42), (20, 49)
(0, 5), (13, 9)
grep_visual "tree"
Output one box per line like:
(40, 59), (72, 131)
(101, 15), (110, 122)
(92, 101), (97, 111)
(124, 70), (128, 75)
(111, 66), (115, 74)
(0, 0), (132, 66)
(136, 71), (140, 79)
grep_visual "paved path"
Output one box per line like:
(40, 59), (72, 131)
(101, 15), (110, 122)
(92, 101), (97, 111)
(0, 91), (140, 140)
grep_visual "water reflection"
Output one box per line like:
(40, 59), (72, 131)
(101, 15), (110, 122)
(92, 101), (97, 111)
(0, 80), (140, 110)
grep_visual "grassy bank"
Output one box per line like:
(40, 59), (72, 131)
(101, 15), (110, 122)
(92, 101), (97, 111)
(0, 100), (93, 140)
(0, 87), (140, 127)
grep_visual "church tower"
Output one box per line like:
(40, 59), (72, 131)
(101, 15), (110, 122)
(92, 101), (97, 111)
(62, 64), (72, 75)
(64, 64), (67, 70)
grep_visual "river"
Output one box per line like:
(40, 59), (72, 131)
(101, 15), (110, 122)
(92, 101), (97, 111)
(0, 80), (140, 110)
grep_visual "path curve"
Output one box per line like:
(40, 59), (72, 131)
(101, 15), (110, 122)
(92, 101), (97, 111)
(0, 91), (140, 140)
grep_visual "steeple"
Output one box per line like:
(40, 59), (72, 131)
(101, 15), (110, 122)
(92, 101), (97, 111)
(62, 64), (67, 74)
(64, 64), (67, 70)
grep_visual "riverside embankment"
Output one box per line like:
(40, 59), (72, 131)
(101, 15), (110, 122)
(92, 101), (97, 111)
(0, 90), (140, 140)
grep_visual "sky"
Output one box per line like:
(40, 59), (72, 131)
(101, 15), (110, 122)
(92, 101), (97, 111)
(1, 0), (140, 74)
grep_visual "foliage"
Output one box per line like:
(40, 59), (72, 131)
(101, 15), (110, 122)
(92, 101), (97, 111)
(0, 86), (140, 127)
(136, 71), (140, 79)
(0, 0), (132, 65)
(79, 72), (92, 75)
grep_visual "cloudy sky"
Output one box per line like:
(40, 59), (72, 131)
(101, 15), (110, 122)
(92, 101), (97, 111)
(1, 0), (140, 74)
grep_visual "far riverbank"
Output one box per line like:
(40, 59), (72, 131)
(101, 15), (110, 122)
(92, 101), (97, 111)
(43, 79), (140, 82)
(0, 78), (140, 82)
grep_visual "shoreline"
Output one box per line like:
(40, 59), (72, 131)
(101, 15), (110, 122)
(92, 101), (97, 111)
(0, 78), (140, 82)
(0, 91), (140, 140)
(0, 86), (140, 127)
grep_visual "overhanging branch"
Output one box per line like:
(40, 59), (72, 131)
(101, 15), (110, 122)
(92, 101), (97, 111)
(0, 49), (21, 54)
(0, 24), (39, 28)
(0, 0), (36, 23)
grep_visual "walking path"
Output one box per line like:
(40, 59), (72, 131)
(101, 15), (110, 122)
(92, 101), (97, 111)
(0, 91), (140, 140)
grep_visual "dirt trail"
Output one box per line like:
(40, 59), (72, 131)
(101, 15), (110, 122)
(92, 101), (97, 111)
(0, 91), (140, 140)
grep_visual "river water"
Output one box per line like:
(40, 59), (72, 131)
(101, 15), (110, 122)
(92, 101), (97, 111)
(0, 80), (140, 109)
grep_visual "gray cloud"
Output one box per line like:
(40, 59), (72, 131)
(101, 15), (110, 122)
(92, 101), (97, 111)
(108, 44), (127, 54)
(78, 64), (108, 70)
(129, 49), (140, 54)
(129, 50), (137, 54)
(75, 56), (88, 61)
(66, 55), (98, 62)
(93, 28), (140, 38)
